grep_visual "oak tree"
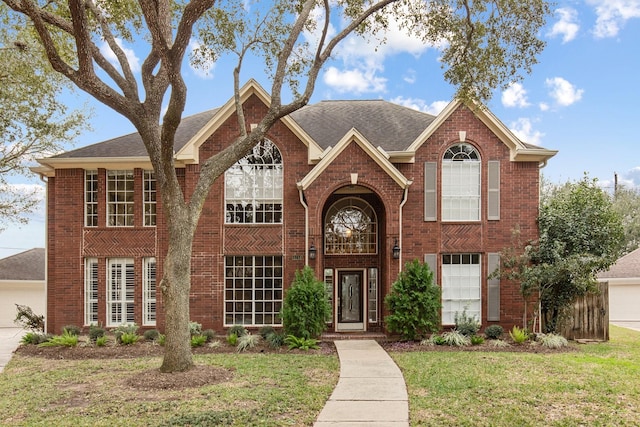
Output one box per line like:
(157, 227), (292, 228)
(2, 0), (551, 372)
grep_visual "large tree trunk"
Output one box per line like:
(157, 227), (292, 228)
(159, 205), (196, 372)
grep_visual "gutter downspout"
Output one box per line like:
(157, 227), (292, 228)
(38, 173), (48, 333)
(297, 185), (309, 265)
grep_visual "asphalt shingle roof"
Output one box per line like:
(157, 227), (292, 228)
(0, 248), (45, 281)
(54, 109), (219, 159)
(598, 248), (640, 279)
(290, 100), (436, 151)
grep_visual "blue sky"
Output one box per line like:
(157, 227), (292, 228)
(1, 0), (639, 258)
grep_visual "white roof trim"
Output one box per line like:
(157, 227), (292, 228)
(297, 127), (411, 191)
(408, 99), (557, 163)
(175, 79), (323, 164)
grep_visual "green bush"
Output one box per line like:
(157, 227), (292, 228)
(202, 329), (216, 342)
(258, 326), (275, 339)
(89, 324), (106, 342)
(227, 325), (247, 338)
(38, 330), (78, 347)
(454, 308), (480, 337)
(189, 321), (202, 336)
(14, 304), (44, 332)
(157, 334), (166, 346)
(236, 333), (260, 352)
(281, 266), (331, 339)
(470, 335), (485, 345)
(266, 331), (285, 349)
(62, 325), (82, 336)
(227, 333), (238, 346)
(284, 335), (319, 350)
(119, 332), (140, 345)
(191, 335), (207, 347)
(95, 335), (108, 347)
(21, 332), (50, 345)
(114, 323), (138, 343)
(143, 329), (160, 341)
(509, 325), (529, 344)
(484, 325), (504, 340)
(384, 260), (441, 340)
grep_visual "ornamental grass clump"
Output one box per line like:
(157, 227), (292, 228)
(442, 330), (471, 347)
(536, 333), (569, 349)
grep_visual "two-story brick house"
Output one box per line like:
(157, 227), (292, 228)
(33, 80), (556, 335)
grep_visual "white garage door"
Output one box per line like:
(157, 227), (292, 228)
(609, 281), (640, 323)
(0, 281), (45, 328)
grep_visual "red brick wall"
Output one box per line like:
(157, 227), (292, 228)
(45, 101), (541, 334)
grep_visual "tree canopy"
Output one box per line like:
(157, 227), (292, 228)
(2, 0), (552, 372)
(0, 3), (88, 230)
(500, 176), (624, 333)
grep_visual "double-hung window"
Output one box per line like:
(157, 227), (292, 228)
(442, 143), (480, 221)
(225, 139), (283, 224)
(441, 253), (481, 325)
(107, 170), (134, 226)
(107, 258), (135, 326)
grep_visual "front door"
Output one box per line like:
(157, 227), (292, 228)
(337, 271), (364, 331)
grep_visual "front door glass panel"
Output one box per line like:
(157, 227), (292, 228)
(339, 272), (362, 323)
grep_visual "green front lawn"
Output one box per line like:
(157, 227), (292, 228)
(392, 325), (640, 426)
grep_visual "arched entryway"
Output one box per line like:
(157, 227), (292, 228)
(321, 187), (386, 332)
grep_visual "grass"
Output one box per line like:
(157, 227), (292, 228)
(0, 353), (338, 426)
(391, 325), (640, 426)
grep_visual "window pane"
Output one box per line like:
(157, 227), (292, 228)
(441, 253), (481, 324)
(442, 144), (480, 221)
(325, 197), (377, 255)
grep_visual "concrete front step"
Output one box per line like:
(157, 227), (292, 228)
(320, 332), (388, 341)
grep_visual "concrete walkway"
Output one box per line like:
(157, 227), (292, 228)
(0, 328), (24, 374)
(315, 340), (409, 427)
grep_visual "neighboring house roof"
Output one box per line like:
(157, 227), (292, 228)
(598, 248), (640, 280)
(0, 248), (46, 281)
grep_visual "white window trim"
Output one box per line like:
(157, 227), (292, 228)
(107, 258), (135, 327)
(143, 170), (157, 227)
(85, 170), (98, 227)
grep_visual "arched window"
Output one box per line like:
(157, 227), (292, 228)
(442, 143), (481, 221)
(325, 197), (377, 254)
(225, 139), (283, 224)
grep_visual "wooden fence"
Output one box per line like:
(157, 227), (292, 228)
(559, 281), (609, 341)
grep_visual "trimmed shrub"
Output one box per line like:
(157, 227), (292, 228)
(202, 329), (216, 342)
(281, 266), (331, 339)
(143, 329), (160, 341)
(227, 325), (247, 338)
(384, 260), (441, 340)
(89, 324), (106, 342)
(191, 335), (207, 347)
(484, 325), (504, 340)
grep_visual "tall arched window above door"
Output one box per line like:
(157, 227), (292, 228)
(225, 139), (283, 224)
(325, 197), (377, 254)
(442, 143), (481, 221)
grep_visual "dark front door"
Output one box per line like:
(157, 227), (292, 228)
(338, 271), (363, 325)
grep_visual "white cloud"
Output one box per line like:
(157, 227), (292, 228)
(548, 7), (580, 43)
(188, 39), (216, 80)
(309, 7), (433, 95)
(588, 0), (640, 38)
(390, 96), (448, 115)
(620, 167), (640, 188)
(545, 77), (584, 106)
(403, 69), (417, 84)
(539, 102), (550, 112)
(501, 83), (530, 108)
(323, 67), (387, 94)
(100, 38), (140, 73)
(509, 118), (544, 145)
